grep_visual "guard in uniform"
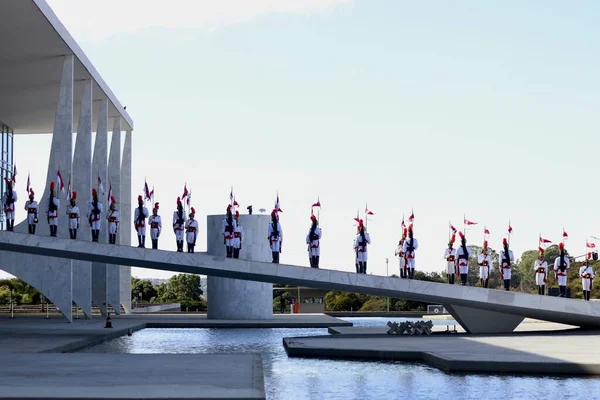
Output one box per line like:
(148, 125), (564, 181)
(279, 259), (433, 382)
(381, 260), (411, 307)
(580, 257), (595, 301)
(268, 209), (283, 263)
(172, 197), (187, 252)
(107, 196), (119, 244)
(402, 225), (418, 279)
(443, 235), (456, 284)
(87, 188), (103, 242)
(148, 203), (161, 249)
(3, 178), (17, 231)
(24, 189), (38, 234)
(477, 240), (492, 288)
(222, 205), (237, 258)
(232, 211), (243, 258)
(66, 192), (80, 239)
(185, 207), (198, 253)
(455, 232), (471, 285)
(306, 214), (322, 268)
(553, 242), (570, 297)
(134, 195), (149, 248)
(499, 238), (514, 291)
(46, 181), (60, 237)
(354, 219), (371, 274)
(534, 247), (548, 295)
(395, 230), (407, 278)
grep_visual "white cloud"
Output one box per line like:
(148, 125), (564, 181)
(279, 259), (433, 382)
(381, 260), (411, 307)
(46, 0), (352, 42)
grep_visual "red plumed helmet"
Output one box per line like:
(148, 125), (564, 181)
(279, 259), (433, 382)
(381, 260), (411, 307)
(154, 202), (159, 209)
(50, 181), (55, 190)
(235, 210), (240, 218)
(588, 252), (592, 260)
(403, 228), (408, 237)
(450, 234), (456, 244)
(408, 224), (413, 231)
(111, 196), (116, 204)
(502, 238), (508, 246)
(92, 188), (97, 196)
(177, 196), (181, 204)
(71, 191), (77, 200)
(310, 214), (317, 222)
(226, 204), (232, 212)
(29, 188), (34, 196)
(559, 242), (564, 250)
(459, 231), (464, 239)
(483, 240), (488, 248)
(137, 195), (142, 201)
(191, 207), (196, 214)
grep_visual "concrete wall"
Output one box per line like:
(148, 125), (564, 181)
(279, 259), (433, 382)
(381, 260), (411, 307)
(206, 214), (273, 319)
(130, 303), (181, 313)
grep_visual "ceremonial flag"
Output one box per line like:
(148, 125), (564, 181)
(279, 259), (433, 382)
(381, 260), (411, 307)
(187, 190), (192, 207)
(56, 170), (65, 193)
(66, 180), (71, 201)
(365, 206), (374, 215)
(182, 183), (189, 200)
(233, 196), (239, 207)
(449, 224), (457, 235)
(539, 236), (552, 244)
(107, 184), (112, 203)
(484, 227), (490, 238)
(25, 172), (30, 194)
(586, 241), (596, 249)
(408, 210), (414, 222)
(562, 230), (568, 239)
(464, 218), (477, 225)
(143, 180), (152, 201)
(275, 192), (283, 212)
(98, 176), (105, 196)
(401, 217), (406, 230)
(12, 165), (16, 183)
(312, 198), (321, 208)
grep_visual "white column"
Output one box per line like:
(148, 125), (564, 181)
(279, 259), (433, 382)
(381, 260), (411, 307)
(91, 99), (108, 316)
(107, 117), (121, 313)
(0, 55), (74, 322)
(71, 78), (93, 319)
(119, 130), (132, 313)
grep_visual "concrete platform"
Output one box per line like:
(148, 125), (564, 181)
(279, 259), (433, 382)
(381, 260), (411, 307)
(0, 353), (264, 399)
(284, 326), (600, 375)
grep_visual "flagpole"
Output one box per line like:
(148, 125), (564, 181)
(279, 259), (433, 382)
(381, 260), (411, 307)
(365, 203), (368, 230)
(463, 213), (465, 236)
(448, 220), (451, 242)
(508, 219), (511, 247)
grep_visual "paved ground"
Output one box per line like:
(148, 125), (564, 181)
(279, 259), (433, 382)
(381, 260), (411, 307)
(0, 353), (264, 399)
(0, 313), (348, 399)
(285, 320), (600, 375)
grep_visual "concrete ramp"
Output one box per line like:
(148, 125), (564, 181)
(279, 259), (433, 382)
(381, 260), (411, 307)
(1, 231), (600, 333)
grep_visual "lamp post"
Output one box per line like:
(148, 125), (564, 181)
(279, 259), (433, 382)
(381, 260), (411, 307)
(386, 258), (389, 312)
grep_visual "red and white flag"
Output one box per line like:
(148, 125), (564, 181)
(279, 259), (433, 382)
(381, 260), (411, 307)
(365, 206), (374, 215)
(508, 224), (513, 234)
(56, 170), (65, 193)
(233, 196), (239, 207)
(449, 224), (457, 235)
(182, 184), (189, 200)
(562, 230), (568, 239)
(275, 193), (283, 212)
(586, 241), (596, 249)
(408, 211), (414, 222)
(401, 218), (406, 230)
(107, 184), (112, 203)
(464, 218), (477, 225)
(483, 227), (490, 237)
(312, 198), (321, 208)
(143, 180), (152, 201)
(97, 175), (105, 196)
(25, 172), (30, 194)
(539, 236), (552, 245)
(187, 190), (192, 207)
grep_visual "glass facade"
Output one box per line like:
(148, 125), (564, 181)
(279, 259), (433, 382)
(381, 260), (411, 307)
(0, 121), (14, 230)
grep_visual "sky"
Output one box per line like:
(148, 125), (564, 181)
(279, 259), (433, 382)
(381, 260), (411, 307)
(4, 0), (600, 279)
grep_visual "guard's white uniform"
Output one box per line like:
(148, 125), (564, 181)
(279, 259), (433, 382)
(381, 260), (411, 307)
(47, 197), (60, 226)
(107, 209), (120, 234)
(87, 201), (104, 230)
(24, 200), (38, 225)
(455, 245), (471, 274)
(149, 215), (162, 240)
(3, 189), (18, 220)
(553, 256), (570, 286)
(534, 259), (548, 286)
(580, 265), (594, 291)
(268, 221), (283, 252)
(66, 205), (80, 229)
(185, 218), (198, 245)
(499, 249), (515, 280)
(444, 247), (456, 274)
(134, 206), (149, 236)
(402, 237), (418, 270)
(395, 245), (406, 270)
(233, 224), (243, 249)
(306, 227), (322, 257)
(478, 253), (492, 280)
(173, 210), (187, 241)
(222, 218), (237, 247)
(354, 232), (371, 262)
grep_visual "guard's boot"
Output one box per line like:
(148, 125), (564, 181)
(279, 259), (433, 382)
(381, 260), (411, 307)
(152, 239), (158, 249)
(272, 252), (277, 263)
(315, 256), (320, 268)
(485, 278), (489, 288)
(137, 235), (143, 247)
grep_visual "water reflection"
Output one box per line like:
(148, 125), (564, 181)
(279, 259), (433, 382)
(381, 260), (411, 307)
(80, 318), (600, 400)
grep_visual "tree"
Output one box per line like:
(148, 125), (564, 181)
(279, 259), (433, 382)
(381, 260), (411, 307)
(131, 277), (158, 302)
(156, 274), (203, 303)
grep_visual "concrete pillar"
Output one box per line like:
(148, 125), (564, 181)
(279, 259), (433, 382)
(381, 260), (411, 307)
(91, 99), (108, 316)
(107, 117), (121, 313)
(71, 78), (93, 319)
(119, 130), (132, 313)
(206, 214), (273, 319)
(0, 55), (75, 322)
